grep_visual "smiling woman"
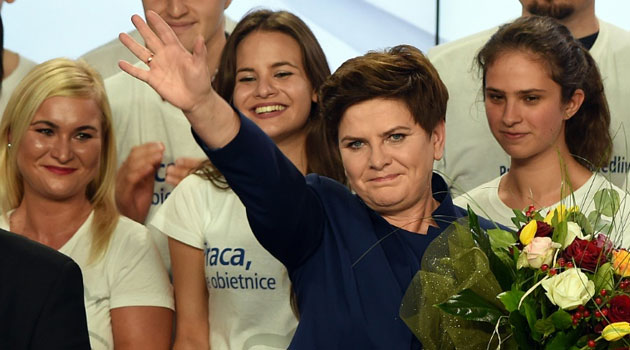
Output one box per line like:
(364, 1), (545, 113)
(0, 58), (174, 350)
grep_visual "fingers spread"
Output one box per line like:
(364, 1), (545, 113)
(146, 10), (181, 48)
(132, 13), (163, 54)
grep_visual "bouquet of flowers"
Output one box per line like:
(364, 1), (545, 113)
(400, 188), (630, 349)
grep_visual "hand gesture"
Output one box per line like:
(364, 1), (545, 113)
(115, 142), (165, 223)
(118, 11), (212, 114)
(165, 157), (205, 186)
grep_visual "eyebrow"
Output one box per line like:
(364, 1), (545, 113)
(339, 126), (412, 143)
(30, 120), (99, 132)
(236, 61), (299, 74)
(485, 87), (546, 94)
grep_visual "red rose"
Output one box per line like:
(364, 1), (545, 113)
(563, 238), (607, 271)
(608, 295), (630, 323)
(534, 221), (553, 238)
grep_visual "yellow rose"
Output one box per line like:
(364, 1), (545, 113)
(519, 220), (538, 245)
(612, 249), (630, 277)
(602, 322), (630, 341)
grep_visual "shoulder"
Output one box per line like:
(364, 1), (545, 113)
(106, 216), (153, 252)
(454, 176), (501, 207)
(15, 55), (38, 74)
(104, 65), (149, 96)
(428, 27), (498, 63)
(0, 229), (75, 270)
(0, 229), (83, 291)
(598, 20), (630, 40)
(593, 20), (630, 57)
(80, 29), (143, 79)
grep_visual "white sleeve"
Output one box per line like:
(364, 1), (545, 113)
(108, 218), (174, 310)
(149, 174), (209, 250)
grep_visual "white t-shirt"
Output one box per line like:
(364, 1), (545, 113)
(0, 54), (37, 117)
(0, 212), (174, 350)
(454, 173), (630, 247)
(429, 20), (630, 195)
(150, 174), (297, 350)
(105, 66), (207, 269)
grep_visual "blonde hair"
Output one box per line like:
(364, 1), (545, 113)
(0, 58), (118, 262)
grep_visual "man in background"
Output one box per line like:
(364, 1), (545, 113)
(104, 0), (232, 269)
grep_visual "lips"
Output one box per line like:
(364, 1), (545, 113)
(501, 131), (528, 140)
(44, 166), (77, 175)
(369, 174), (399, 183)
(166, 21), (194, 35)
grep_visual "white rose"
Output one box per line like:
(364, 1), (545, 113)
(541, 268), (595, 310)
(562, 221), (592, 248)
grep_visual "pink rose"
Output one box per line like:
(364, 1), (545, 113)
(517, 237), (561, 269)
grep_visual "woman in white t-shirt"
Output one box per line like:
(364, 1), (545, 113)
(150, 10), (345, 350)
(0, 58), (173, 350)
(454, 16), (630, 239)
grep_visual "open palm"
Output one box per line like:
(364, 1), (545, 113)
(119, 11), (213, 113)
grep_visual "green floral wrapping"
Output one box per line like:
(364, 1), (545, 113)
(400, 218), (515, 349)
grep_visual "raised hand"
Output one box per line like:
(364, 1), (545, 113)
(119, 11), (240, 149)
(118, 11), (212, 114)
(115, 142), (165, 223)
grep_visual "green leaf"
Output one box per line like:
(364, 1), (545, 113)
(509, 311), (535, 349)
(551, 220), (568, 248)
(544, 329), (581, 350)
(512, 209), (528, 227)
(567, 211), (593, 235)
(467, 206), (515, 291)
(594, 188), (620, 217)
(549, 309), (572, 331)
(435, 288), (505, 324)
(520, 297), (541, 342)
(534, 318), (555, 338)
(498, 290), (525, 312)
(593, 262), (614, 291)
(488, 228), (517, 250)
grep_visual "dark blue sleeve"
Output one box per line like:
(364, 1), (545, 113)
(31, 259), (91, 350)
(193, 112), (325, 270)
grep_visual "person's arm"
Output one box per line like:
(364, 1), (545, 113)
(30, 259), (91, 350)
(169, 238), (209, 350)
(111, 306), (173, 350)
(108, 221), (175, 349)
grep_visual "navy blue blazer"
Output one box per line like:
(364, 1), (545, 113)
(0, 229), (90, 349)
(199, 114), (498, 349)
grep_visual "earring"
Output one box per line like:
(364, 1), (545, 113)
(7, 143), (11, 148)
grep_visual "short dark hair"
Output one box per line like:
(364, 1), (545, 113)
(319, 45), (448, 163)
(477, 16), (611, 169)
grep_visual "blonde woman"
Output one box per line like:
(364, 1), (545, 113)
(0, 58), (173, 350)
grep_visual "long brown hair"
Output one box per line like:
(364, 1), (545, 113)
(197, 9), (346, 186)
(476, 16), (611, 169)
